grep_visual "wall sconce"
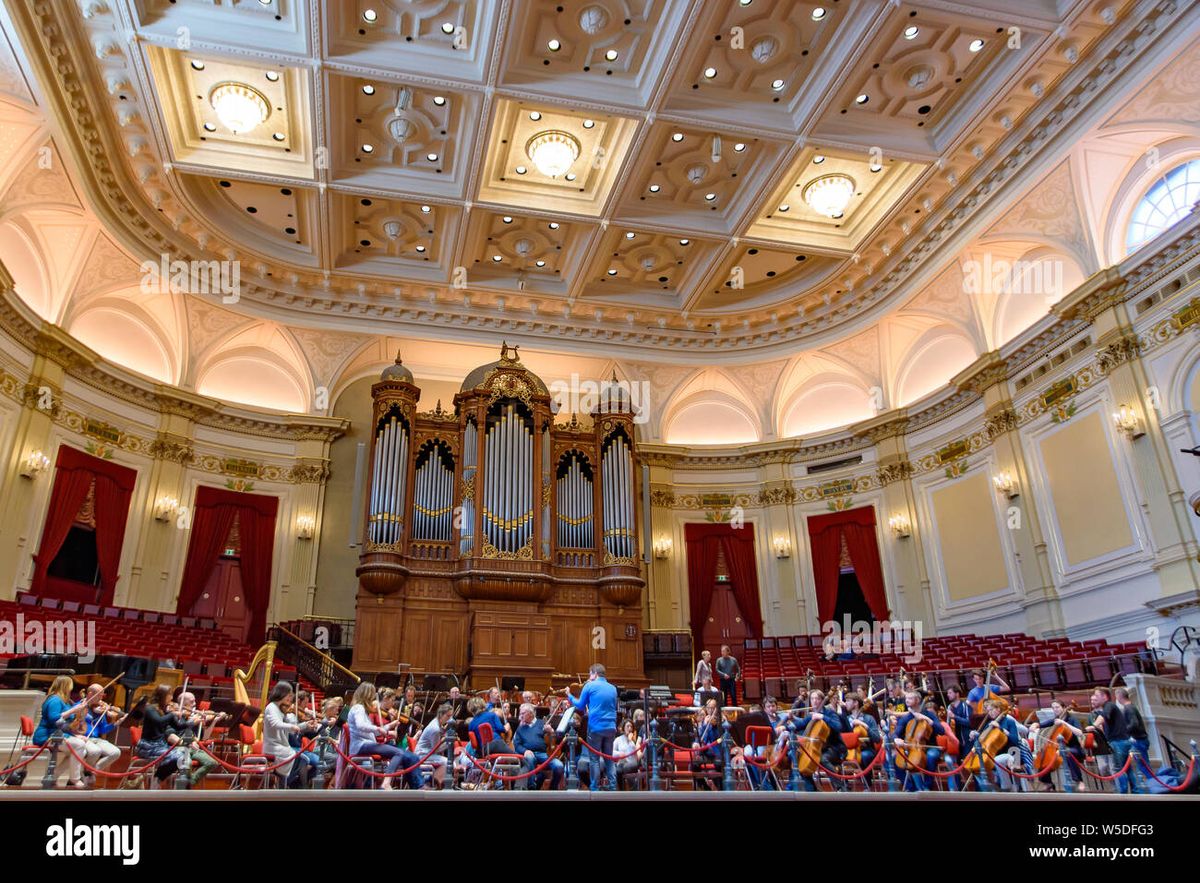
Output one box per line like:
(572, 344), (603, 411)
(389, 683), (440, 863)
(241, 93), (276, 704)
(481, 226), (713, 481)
(1113, 405), (1144, 440)
(153, 495), (180, 522)
(18, 450), (49, 479)
(653, 537), (672, 559)
(992, 471), (1019, 499)
(888, 514), (912, 539)
(296, 515), (316, 540)
(772, 535), (792, 559)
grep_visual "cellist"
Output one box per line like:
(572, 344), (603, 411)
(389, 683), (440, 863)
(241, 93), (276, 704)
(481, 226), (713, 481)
(968, 698), (1024, 792)
(891, 690), (944, 791)
(967, 666), (1010, 708)
(943, 684), (972, 792)
(1028, 699), (1086, 792)
(842, 691), (881, 774)
(791, 689), (847, 792)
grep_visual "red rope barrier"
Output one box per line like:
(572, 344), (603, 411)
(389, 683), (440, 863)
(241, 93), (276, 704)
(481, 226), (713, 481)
(60, 741), (175, 780)
(0, 741), (50, 777)
(462, 742), (566, 783)
(193, 740), (305, 775)
(579, 741), (643, 762)
(1076, 754), (1133, 782)
(661, 738), (722, 752)
(1137, 755), (1197, 792)
(328, 736), (449, 779)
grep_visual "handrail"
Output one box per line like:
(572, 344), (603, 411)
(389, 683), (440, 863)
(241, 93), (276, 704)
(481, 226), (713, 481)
(0, 667), (78, 690)
(269, 625), (360, 696)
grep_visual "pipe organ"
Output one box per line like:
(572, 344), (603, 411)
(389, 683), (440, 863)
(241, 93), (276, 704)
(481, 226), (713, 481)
(354, 346), (646, 689)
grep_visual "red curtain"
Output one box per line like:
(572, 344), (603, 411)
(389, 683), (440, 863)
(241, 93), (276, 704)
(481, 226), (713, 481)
(177, 487), (278, 643)
(719, 529), (765, 640)
(31, 446), (136, 605)
(684, 522), (765, 652)
(806, 506), (890, 625)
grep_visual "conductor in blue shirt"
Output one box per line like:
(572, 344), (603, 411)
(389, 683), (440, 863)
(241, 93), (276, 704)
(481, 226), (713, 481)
(566, 663), (619, 791)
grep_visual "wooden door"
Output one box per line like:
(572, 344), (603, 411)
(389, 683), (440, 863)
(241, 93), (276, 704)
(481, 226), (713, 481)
(189, 557), (250, 643)
(701, 584), (750, 661)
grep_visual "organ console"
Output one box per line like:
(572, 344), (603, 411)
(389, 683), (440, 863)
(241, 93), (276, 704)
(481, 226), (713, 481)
(353, 344), (647, 691)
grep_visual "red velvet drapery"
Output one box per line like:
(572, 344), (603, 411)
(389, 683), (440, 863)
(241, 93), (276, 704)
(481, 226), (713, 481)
(805, 506), (890, 625)
(177, 487), (278, 643)
(684, 522), (764, 651)
(31, 446), (136, 605)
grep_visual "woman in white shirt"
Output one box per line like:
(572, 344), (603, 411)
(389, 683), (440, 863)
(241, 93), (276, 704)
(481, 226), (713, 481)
(614, 718), (643, 783)
(344, 681), (424, 790)
(262, 681), (307, 785)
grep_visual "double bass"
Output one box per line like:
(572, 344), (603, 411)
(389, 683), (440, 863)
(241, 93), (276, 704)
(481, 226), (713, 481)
(972, 658), (1009, 716)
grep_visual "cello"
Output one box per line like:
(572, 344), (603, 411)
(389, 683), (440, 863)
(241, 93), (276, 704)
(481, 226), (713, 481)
(794, 692), (832, 776)
(1033, 701), (1083, 775)
(963, 701), (1010, 775)
(972, 658), (1009, 716)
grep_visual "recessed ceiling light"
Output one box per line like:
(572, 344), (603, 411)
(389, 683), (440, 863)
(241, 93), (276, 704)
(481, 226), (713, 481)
(433, 96), (446, 106)
(420, 205), (431, 213)
(258, 0), (272, 6)
(734, 142), (746, 152)
(778, 204), (790, 212)
(703, 67), (717, 79)
(855, 93), (869, 104)
(427, 152), (439, 162)
(529, 111), (542, 121)
(771, 79), (785, 91)
(813, 154), (826, 164)
(416, 245), (426, 253)
(272, 132), (285, 141)
(583, 119), (595, 129)
(739, 0), (752, 6)
(363, 10), (378, 24)
(548, 39), (561, 52)
(548, 222), (559, 230)
(441, 22), (455, 34)
(361, 143), (374, 153)
(515, 165), (527, 175)
(362, 84), (375, 95)
(671, 132), (684, 142)
(502, 216), (513, 223)
(605, 49), (618, 62)
(625, 232), (636, 239)
(492, 255), (503, 262)
(904, 26), (920, 39)
(564, 172), (577, 181)
(203, 122), (216, 132)
(679, 239), (690, 245)
(265, 71), (280, 83)
(870, 162), (882, 173)
(536, 260), (546, 267)
(812, 7), (826, 20)
(969, 39), (985, 52)
(704, 193), (716, 201)
(607, 269), (618, 275)
(190, 60), (205, 71)
(649, 184), (661, 193)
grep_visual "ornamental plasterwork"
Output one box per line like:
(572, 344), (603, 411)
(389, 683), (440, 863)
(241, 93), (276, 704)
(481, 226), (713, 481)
(984, 408), (1019, 440)
(876, 461), (913, 486)
(1095, 335), (1142, 374)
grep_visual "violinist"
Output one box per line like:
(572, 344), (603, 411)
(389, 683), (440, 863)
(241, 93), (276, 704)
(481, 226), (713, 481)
(414, 702), (453, 789)
(691, 698), (723, 791)
(263, 681), (315, 787)
(513, 702), (563, 790)
(743, 696), (786, 791)
(286, 690), (322, 788)
(892, 690), (944, 792)
(466, 696), (510, 756)
(969, 698), (1023, 792)
(173, 691), (225, 788)
(57, 683), (123, 789)
(346, 682), (424, 791)
(792, 689), (847, 793)
(1029, 700), (1086, 792)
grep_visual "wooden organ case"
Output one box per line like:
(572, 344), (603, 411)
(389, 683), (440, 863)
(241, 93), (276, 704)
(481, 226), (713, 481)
(352, 346), (647, 690)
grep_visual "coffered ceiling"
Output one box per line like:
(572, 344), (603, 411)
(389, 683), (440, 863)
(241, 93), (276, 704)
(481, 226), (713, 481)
(2, 0), (1186, 360)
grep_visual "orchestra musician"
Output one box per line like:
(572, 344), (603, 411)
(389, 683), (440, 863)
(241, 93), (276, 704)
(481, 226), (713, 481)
(691, 698), (723, 790)
(173, 691), (226, 788)
(58, 683), (124, 789)
(792, 689), (848, 793)
(263, 681), (315, 787)
(892, 690), (944, 792)
(613, 718), (644, 787)
(565, 663), (619, 792)
(967, 667), (1010, 707)
(969, 698), (1024, 792)
(466, 696), (510, 756)
(1028, 699), (1087, 792)
(285, 690), (322, 788)
(743, 695), (786, 791)
(513, 702), (563, 790)
(414, 702), (453, 789)
(943, 684), (971, 791)
(842, 691), (881, 773)
(346, 682), (425, 791)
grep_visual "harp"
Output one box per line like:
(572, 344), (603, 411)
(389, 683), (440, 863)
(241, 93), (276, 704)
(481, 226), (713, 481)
(233, 641), (276, 738)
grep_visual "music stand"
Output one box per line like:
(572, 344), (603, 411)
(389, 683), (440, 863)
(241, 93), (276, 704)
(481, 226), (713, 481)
(422, 674), (450, 692)
(696, 689), (722, 708)
(501, 676), (525, 693)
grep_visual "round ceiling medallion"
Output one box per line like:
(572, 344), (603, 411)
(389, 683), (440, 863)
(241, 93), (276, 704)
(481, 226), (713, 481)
(579, 5), (609, 34)
(906, 64), (935, 90)
(686, 163), (708, 184)
(209, 82), (269, 133)
(751, 36), (779, 64)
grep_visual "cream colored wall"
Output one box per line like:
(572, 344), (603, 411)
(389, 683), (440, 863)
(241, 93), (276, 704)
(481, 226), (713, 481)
(930, 472), (1009, 602)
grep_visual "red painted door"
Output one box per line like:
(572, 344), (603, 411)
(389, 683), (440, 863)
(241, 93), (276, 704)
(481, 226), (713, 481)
(189, 557), (250, 643)
(701, 584), (751, 662)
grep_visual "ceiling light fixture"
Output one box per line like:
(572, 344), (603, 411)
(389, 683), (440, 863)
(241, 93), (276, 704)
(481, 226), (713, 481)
(433, 96), (446, 106)
(502, 216), (513, 223)
(812, 7), (826, 20)
(420, 205), (431, 213)
(605, 49), (619, 61)
(671, 132), (684, 142)
(904, 25), (920, 39)
(272, 132), (285, 141)
(870, 161), (882, 172)
(363, 9), (378, 23)
(265, 71), (280, 82)
(969, 38), (985, 52)
(564, 172), (577, 181)
(733, 142), (746, 152)
(203, 122), (216, 132)
(529, 111), (542, 121)
(427, 152), (439, 162)
(548, 222), (560, 230)
(607, 269), (618, 275)
(625, 232), (636, 239)
(526, 129), (580, 178)
(492, 255), (503, 262)
(703, 67), (717, 79)
(855, 93), (869, 104)
(416, 245), (426, 253)
(441, 22), (455, 34)
(779, 204), (790, 212)
(536, 260), (546, 267)
(362, 84), (375, 95)
(190, 60), (206, 72)
(813, 154), (826, 164)
(548, 39), (561, 51)
(679, 239), (690, 245)
(582, 119), (595, 129)
(771, 79), (785, 91)
(803, 174), (855, 218)
(210, 82), (270, 134)
(361, 143), (374, 153)
(649, 184), (660, 192)
(704, 193), (716, 201)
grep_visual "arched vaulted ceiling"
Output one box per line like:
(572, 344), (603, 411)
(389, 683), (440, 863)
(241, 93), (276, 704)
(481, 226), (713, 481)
(0, 2), (1198, 443)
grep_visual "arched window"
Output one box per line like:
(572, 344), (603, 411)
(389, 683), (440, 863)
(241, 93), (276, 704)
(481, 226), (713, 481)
(1126, 159), (1200, 254)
